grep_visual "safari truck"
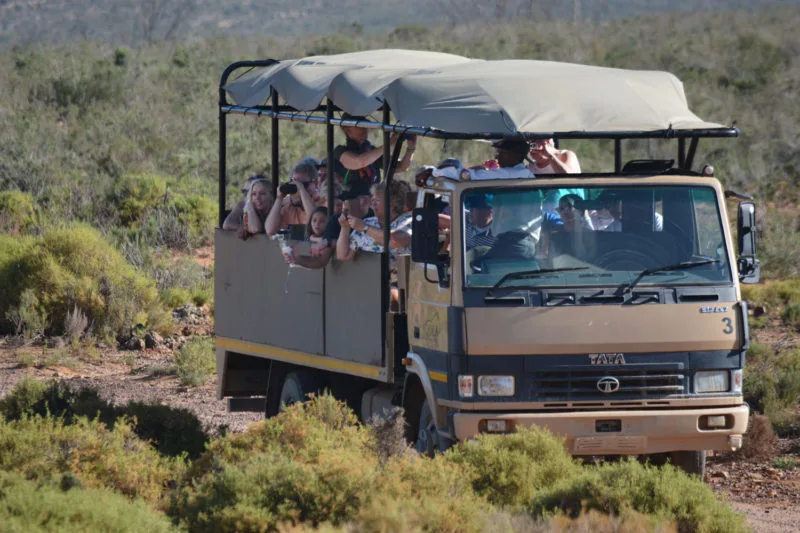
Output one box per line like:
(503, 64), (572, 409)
(214, 50), (760, 476)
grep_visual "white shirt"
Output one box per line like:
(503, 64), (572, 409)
(433, 163), (534, 181)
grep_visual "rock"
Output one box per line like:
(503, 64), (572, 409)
(711, 470), (730, 479)
(50, 336), (67, 349)
(144, 331), (163, 349)
(123, 337), (145, 351)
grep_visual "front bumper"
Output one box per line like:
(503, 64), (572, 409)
(452, 404), (749, 455)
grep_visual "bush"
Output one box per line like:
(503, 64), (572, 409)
(0, 190), (38, 234)
(0, 471), (177, 533)
(174, 337), (216, 386)
(740, 415), (777, 461)
(175, 394), (489, 533)
(0, 415), (181, 505)
(0, 379), (208, 459)
(529, 459), (747, 533)
(0, 225), (160, 338)
(445, 427), (580, 508)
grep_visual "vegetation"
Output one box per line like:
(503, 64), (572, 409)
(0, 382), (746, 533)
(174, 337), (216, 386)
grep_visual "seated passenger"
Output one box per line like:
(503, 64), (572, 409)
(597, 194), (664, 232)
(464, 194), (496, 250)
(306, 206), (328, 243)
(336, 180), (412, 311)
(316, 179), (343, 211)
(222, 174), (265, 231)
(432, 139), (533, 181)
(557, 194), (594, 232)
(335, 114), (416, 187)
(527, 138), (581, 174)
(224, 177), (273, 240)
(265, 162), (318, 235)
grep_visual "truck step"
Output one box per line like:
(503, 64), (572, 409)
(227, 397), (266, 412)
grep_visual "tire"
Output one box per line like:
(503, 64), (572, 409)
(415, 399), (438, 456)
(669, 450), (707, 478)
(278, 370), (322, 413)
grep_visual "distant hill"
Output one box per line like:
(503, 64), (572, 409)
(2, 0), (798, 47)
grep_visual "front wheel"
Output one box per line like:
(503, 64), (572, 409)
(669, 450), (707, 478)
(415, 399), (439, 456)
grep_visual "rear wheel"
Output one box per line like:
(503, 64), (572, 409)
(669, 450), (707, 478)
(278, 370), (322, 413)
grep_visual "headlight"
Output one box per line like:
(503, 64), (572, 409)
(695, 370), (730, 393)
(477, 376), (515, 397)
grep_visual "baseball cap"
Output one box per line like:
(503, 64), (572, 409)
(465, 194), (493, 209)
(337, 180), (371, 200)
(437, 158), (462, 170)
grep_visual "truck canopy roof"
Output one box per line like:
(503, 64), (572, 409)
(223, 49), (730, 138)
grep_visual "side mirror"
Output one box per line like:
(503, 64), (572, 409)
(411, 208), (440, 264)
(736, 202), (760, 284)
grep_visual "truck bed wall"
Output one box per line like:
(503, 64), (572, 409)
(215, 229), (384, 377)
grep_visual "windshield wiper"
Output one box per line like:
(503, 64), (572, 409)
(489, 267), (589, 294)
(624, 259), (718, 292)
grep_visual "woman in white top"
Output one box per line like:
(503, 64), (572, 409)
(527, 138), (581, 174)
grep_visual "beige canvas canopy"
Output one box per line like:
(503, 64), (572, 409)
(224, 49), (725, 135)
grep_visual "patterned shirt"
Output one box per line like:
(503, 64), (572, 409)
(349, 213), (412, 269)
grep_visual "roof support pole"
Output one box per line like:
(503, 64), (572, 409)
(678, 137), (686, 169)
(271, 89), (280, 196)
(381, 106), (391, 368)
(685, 138), (699, 172)
(218, 90), (227, 227)
(326, 100), (335, 216)
(614, 139), (622, 173)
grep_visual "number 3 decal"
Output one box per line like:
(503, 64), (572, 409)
(722, 317), (733, 334)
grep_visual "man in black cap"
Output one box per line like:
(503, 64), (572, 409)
(430, 138), (534, 181)
(281, 180), (373, 269)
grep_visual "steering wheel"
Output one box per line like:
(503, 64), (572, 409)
(593, 249), (654, 271)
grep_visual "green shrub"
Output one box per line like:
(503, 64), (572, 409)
(174, 337), (216, 386)
(0, 415), (181, 505)
(781, 302), (800, 330)
(176, 394), (489, 533)
(160, 287), (192, 309)
(529, 459), (747, 533)
(0, 379), (208, 460)
(110, 174), (169, 226)
(0, 225), (159, 338)
(445, 427), (580, 508)
(0, 190), (38, 234)
(0, 471), (177, 533)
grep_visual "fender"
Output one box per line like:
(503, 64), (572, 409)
(402, 350), (442, 429)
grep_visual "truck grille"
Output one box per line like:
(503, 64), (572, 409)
(531, 368), (686, 401)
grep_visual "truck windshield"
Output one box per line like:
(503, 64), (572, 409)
(462, 185), (732, 289)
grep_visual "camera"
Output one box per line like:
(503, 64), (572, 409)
(279, 182), (298, 195)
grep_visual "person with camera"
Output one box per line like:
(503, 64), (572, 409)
(265, 161), (318, 236)
(335, 113), (416, 187)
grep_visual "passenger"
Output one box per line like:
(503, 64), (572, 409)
(336, 180), (412, 311)
(265, 162), (318, 235)
(557, 194), (594, 232)
(306, 206), (329, 243)
(432, 138), (533, 181)
(464, 194), (496, 250)
(224, 177), (273, 240)
(334, 113), (416, 187)
(222, 174), (264, 231)
(527, 138), (581, 174)
(598, 194), (663, 232)
(280, 180), (373, 269)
